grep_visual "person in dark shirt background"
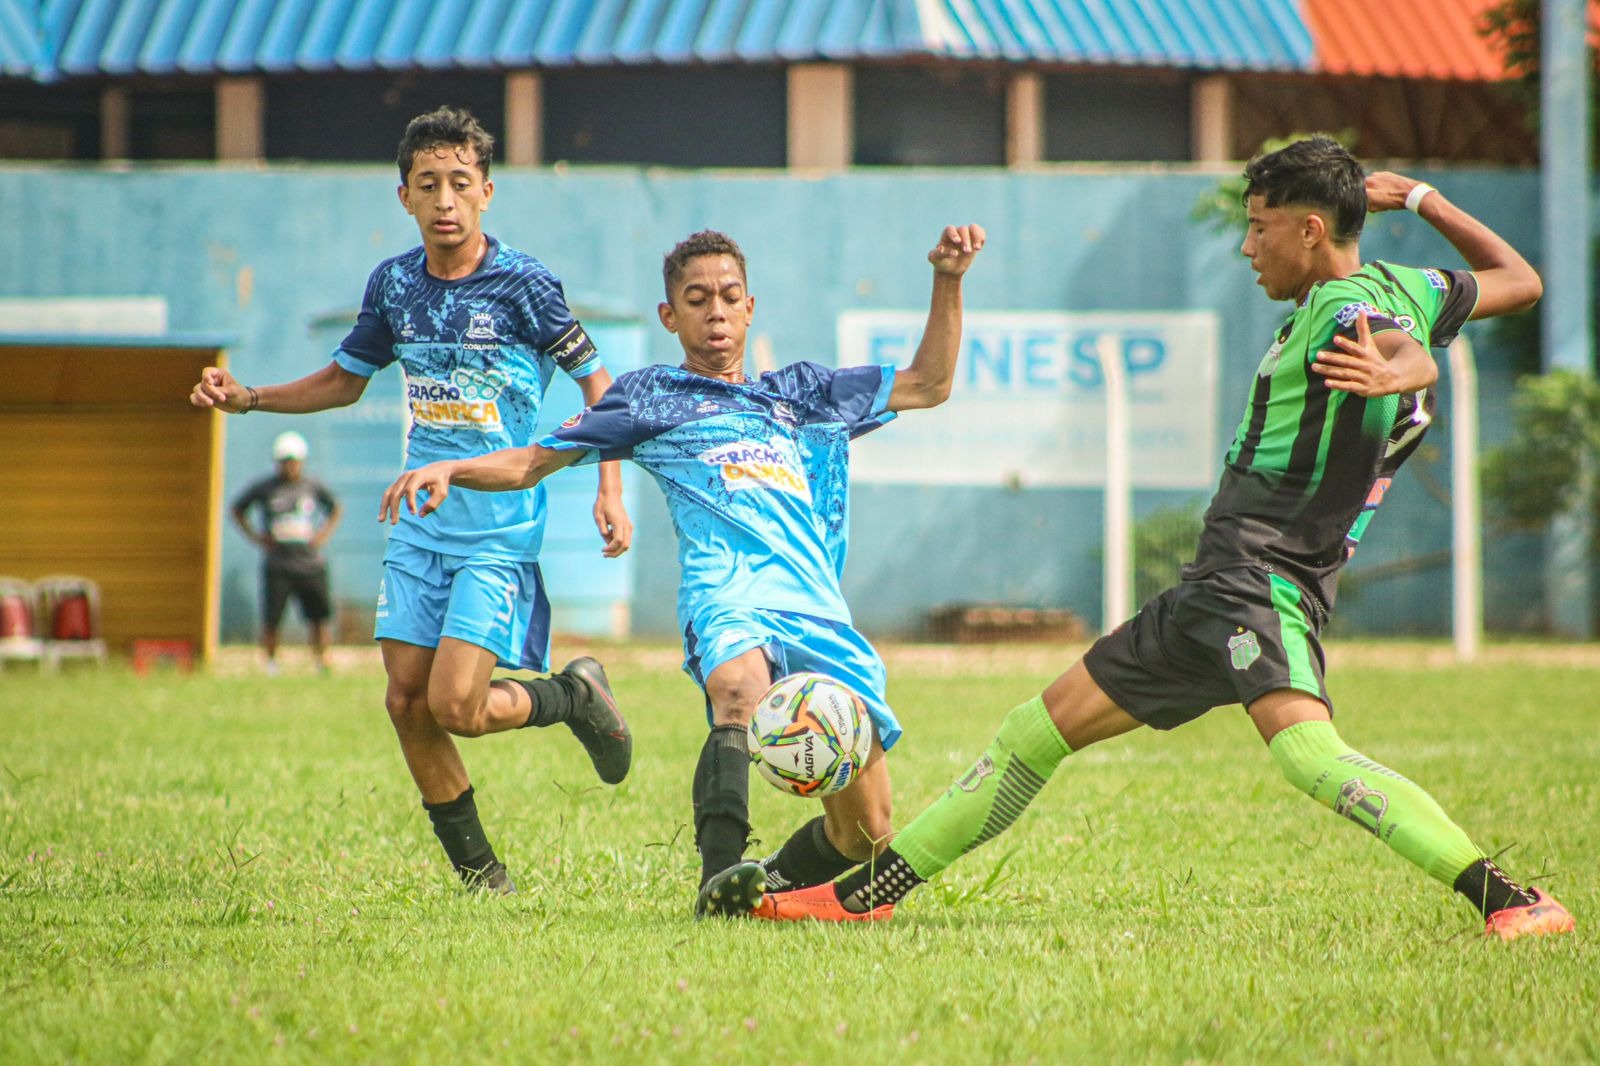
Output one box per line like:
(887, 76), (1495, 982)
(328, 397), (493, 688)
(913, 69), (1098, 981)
(232, 430), (342, 675)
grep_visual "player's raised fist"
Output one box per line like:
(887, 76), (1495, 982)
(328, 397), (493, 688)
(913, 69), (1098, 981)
(190, 366), (247, 411)
(1364, 171), (1421, 213)
(929, 224), (986, 276)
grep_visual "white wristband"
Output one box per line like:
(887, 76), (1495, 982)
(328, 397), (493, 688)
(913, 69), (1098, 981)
(1404, 183), (1436, 213)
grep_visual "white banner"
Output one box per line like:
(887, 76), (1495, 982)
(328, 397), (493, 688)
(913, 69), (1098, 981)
(837, 310), (1220, 488)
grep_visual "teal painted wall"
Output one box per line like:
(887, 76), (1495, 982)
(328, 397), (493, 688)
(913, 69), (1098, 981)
(0, 164), (1544, 640)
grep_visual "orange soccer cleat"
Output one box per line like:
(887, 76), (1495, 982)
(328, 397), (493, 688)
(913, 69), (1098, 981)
(750, 881), (895, 923)
(1484, 888), (1576, 941)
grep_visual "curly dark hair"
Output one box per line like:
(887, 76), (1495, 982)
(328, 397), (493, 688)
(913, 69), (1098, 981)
(397, 106), (494, 184)
(1241, 135), (1366, 242)
(661, 230), (747, 301)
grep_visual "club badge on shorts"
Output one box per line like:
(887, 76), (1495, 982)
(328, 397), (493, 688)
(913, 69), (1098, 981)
(1228, 628), (1261, 670)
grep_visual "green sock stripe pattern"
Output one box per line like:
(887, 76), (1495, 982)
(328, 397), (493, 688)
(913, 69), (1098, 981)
(893, 695), (1071, 881)
(1269, 720), (1483, 887)
(1267, 574), (1319, 696)
(966, 757), (1048, 854)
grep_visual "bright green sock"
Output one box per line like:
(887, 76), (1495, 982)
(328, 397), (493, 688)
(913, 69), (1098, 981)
(1269, 720), (1483, 886)
(893, 696), (1073, 880)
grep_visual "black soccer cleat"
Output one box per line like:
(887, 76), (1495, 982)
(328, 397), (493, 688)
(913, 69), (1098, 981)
(694, 861), (767, 920)
(561, 657), (633, 785)
(462, 860), (516, 896)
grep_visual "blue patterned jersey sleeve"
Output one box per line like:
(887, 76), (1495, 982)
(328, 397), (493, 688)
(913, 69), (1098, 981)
(332, 265), (397, 377)
(538, 372), (655, 464)
(534, 277), (602, 380)
(830, 362), (897, 438)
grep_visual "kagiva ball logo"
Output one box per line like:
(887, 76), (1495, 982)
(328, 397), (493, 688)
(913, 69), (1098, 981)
(700, 436), (812, 501)
(407, 366), (508, 432)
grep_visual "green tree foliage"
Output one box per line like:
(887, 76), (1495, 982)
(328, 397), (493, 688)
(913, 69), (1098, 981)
(1477, 0), (1600, 544)
(1482, 370), (1600, 544)
(1132, 503), (1206, 604)
(1479, 0), (1600, 160)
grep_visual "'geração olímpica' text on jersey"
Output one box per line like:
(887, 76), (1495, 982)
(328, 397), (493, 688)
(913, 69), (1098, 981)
(332, 236), (602, 562)
(541, 362), (896, 631)
(1184, 261), (1478, 617)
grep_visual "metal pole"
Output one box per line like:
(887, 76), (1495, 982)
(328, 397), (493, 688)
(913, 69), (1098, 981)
(1100, 332), (1131, 632)
(1449, 337), (1481, 661)
(1542, 0), (1594, 638)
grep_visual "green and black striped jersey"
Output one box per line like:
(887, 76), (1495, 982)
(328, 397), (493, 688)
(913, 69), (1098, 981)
(1183, 261), (1479, 618)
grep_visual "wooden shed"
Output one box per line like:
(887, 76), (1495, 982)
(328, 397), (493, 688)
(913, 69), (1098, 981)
(0, 334), (229, 663)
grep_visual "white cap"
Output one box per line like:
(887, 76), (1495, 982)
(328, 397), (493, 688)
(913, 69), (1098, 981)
(272, 431), (309, 462)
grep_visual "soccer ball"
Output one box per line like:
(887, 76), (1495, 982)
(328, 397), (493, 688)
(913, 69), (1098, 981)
(747, 673), (873, 798)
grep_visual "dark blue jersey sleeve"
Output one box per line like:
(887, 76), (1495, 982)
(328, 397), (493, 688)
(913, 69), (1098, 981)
(769, 361), (897, 440)
(826, 363), (897, 439)
(334, 266), (398, 375)
(531, 277), (602, 380)
(538, 374), (658, 464)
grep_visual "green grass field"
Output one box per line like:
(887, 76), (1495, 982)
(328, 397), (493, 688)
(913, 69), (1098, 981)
(2, 642), (1595, 1063)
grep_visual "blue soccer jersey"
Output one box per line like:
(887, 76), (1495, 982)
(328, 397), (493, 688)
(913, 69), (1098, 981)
(540, 362), (896, 628)
(333, 236), (602, 562)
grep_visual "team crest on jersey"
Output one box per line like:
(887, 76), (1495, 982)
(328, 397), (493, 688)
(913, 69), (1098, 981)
(1335, 301), (1381, 328)
(1227, 629), (1261, 670)
(465, 312), (498, 341)
(700, 436), (812, 501)
(1422, 269), (1448, 291)
(1257, 338), (1285, 378)
(407, 370), (505, 432)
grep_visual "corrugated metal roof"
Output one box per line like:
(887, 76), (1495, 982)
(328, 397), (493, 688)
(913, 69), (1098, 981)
(911, 0), (1311, 70)
(1305, 0), (1508, 81)
(0, 0), (1526, 82)
(0, 0), (43, 76)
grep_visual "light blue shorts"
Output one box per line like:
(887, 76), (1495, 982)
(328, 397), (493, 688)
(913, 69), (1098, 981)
(682, 605), (901, 751)
(375, 540), (551, 672)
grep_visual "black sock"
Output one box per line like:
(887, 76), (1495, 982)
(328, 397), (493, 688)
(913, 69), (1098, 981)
(759, 816), (858, 892)
(834, 846), (925, 913)
(692, 725), (751, 886)
(423, 785), (499, 880)
(1453, 857), (1538, 918)
(516, 673), (582, 728)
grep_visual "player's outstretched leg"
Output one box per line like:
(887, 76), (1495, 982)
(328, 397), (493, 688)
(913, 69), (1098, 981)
(755, 693), (1074, 920)
(516, 657), (633, 785)
(1268, 718), (1574, 939)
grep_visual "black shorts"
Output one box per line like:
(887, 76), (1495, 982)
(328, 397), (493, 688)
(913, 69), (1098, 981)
(1082, 566), (1330, 730)
(263, 566), (331, 627)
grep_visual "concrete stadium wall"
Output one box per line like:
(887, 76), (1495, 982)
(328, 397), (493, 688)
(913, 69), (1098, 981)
(0, 163), (1543, 642)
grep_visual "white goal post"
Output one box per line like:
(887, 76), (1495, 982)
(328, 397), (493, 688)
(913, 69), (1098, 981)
(1449, 335), (1482, 661)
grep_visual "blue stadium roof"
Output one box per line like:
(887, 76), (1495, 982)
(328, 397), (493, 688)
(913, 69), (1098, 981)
(3, 0), (1318, 82)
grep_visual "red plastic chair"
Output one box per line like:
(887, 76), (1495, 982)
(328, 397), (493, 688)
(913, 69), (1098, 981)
(35, 576), (107, 670)
(0, 577), (44, 668)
